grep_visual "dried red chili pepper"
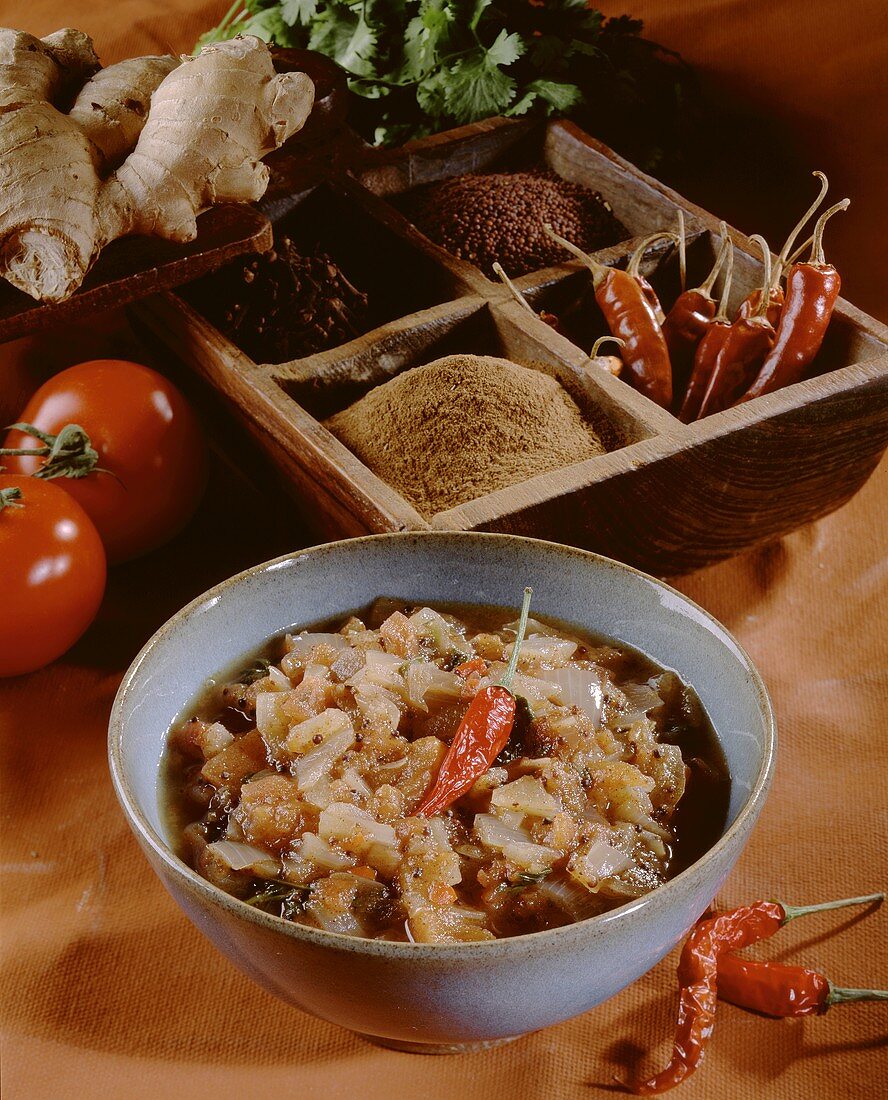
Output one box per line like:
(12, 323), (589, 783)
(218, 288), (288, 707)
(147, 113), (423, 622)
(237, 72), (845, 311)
(546, 226), (673, 409)
(678, 239), (734, 422)
(416, 588), (532, 817)
(717, 955), (888, 1017)
(662, 227), (730, 405)
(737, 171), (828, 327)
(696, 236), (777, 418)
(740, 198), (848, 402)
(628, 891), (882, 1095)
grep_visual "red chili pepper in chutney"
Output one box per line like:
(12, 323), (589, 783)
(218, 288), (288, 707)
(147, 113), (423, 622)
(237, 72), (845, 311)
(416, 588), (533, 818)
(628, 892), (882, 1095)
(740, 198), (848, 403)
(717, 955), (888, 1018)
(662, 228), (730, 405)
(546, 225), (673, 409)
(696, 236), (777, 419)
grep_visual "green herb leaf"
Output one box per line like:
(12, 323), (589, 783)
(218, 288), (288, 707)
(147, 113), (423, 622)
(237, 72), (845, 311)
(309, 4), (379, 78)
(524, 78), (583, 112)
(281, 0), (319, 25)
(238, 658), (272, 685)
(244, 880), (311, 918)
(506, 869), (552, 891)
(444, 31), (524, 122)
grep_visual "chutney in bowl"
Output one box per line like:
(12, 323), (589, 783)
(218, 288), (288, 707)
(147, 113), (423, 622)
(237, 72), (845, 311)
(109, 532), (774, 1051)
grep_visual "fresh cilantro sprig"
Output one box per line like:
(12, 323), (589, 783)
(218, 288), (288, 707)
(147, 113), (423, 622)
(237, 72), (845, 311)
(197, 0), (697, 166)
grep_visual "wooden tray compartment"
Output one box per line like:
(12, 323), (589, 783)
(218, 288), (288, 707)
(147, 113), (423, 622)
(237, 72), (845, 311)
(357, 118), (699, 282)
(133, 117), (888, 575)
(180, 178), (476, 365)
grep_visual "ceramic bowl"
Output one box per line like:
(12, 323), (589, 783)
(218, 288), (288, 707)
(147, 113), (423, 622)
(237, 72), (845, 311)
(109, 532), (775, 1052)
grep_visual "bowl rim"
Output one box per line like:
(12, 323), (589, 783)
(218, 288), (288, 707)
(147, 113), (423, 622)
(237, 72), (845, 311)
(109, 530), (776, 958)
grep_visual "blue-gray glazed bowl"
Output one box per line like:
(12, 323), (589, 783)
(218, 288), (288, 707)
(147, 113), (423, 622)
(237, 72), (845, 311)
(109, 532), (775, 1052)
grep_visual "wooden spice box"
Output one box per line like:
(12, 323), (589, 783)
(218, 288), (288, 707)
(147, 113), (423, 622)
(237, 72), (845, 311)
(133, 117), (888, 575)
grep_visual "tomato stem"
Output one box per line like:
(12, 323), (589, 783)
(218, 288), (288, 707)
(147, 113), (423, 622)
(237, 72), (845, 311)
(0, 421), (120, 483)
(0, 486), (23, 511)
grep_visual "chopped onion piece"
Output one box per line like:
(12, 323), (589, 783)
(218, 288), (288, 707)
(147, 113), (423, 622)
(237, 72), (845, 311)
(569, 838), (633, 890)
(408, 607), (468, 656)
(502, 617), (563, 638)
(285, 708), (352, 754)
(341, 766), (372, 800)
(287, 632), (348, 658)
(377, 757), (408, 771)
(542, 667), (604, 724)
(267, 666), (291, 691)
(405, 661), (463, 710)
(301, 776), (335, 809)
(474, 813), (531, 849)
(207, 840), (279, 875)
(504, 636), (578, 666)
(537, 874), (604, 921)
(299, 832), (354, 870)
(306, 896), (366, 937)
(293, 728), (355, 790)
(318, 802), (397, 848)
(255, 692), (289, 743)
(501, 841), (560, 872)
(491, 776), (559, 818)
(330, 647), (364, 682)
(353, 683), (402, 731)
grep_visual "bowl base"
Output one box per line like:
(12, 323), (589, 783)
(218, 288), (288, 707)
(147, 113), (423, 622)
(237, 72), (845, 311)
(357, 1033), (522, 1055)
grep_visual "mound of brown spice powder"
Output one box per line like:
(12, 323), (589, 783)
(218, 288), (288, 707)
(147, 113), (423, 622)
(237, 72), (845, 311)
(325, 354), (605, 516)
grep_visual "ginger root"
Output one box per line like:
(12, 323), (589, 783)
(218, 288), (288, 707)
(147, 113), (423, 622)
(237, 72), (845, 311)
(0, 30), (314, 303)
(70, 55), (180, 170)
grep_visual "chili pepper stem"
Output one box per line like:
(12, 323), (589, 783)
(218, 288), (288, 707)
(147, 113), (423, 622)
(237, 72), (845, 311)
(748, 235), (773, 318)
(543, 224), (607, 287)
(699, 229), (730, 297)
(496, 587), (533, 691)
(713, 239), (735, 322)
(827, 984), (888, 1007)
(771, 170), (829, 289)
(785, 233), (814, 270)
(627, 231), (678, 280)
(780, 891), (883, 923)
(591, 336), (625, 358)
(492, 261), (539, 321)
(809, 199), (850, 265)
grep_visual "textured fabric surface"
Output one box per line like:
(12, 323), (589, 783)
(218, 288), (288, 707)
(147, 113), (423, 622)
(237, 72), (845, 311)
(0, 2), (886, 1097)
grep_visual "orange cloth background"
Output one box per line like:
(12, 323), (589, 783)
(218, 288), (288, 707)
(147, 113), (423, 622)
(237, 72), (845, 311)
(1, 3), (886, 1098)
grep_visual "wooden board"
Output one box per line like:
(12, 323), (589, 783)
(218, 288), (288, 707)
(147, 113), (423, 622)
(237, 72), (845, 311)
(132, 116), (888, 576)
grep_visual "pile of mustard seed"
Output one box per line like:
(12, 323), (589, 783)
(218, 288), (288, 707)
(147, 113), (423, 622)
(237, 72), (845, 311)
(409, 170), (626, 277)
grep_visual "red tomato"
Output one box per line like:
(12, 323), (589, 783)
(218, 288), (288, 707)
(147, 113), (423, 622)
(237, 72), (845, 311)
(0, 475), (106, 677)
(2, 360), (207, 563)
